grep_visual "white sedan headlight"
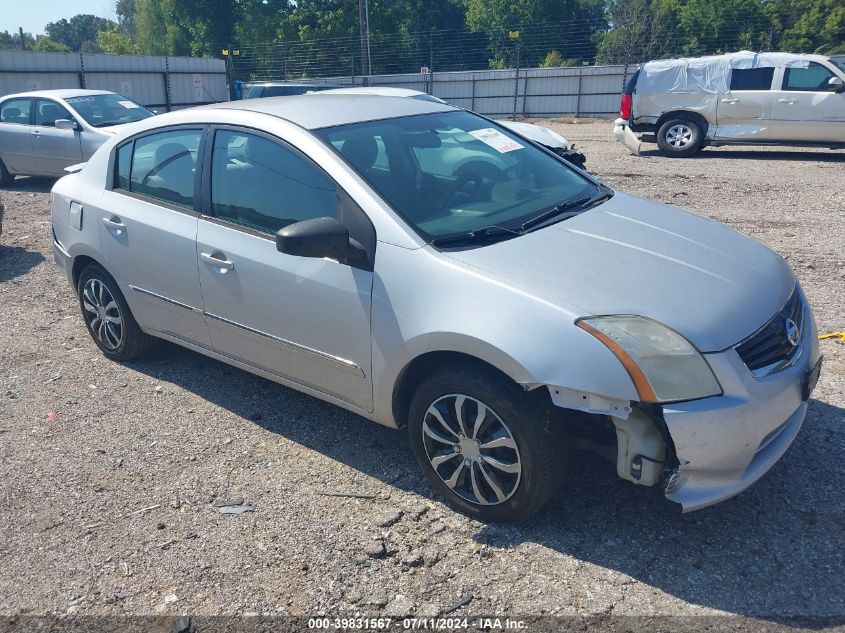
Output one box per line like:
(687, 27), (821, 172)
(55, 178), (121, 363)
(576, 316), (722, 403)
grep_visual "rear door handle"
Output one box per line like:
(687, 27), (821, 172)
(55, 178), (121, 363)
(101, 216), (125, 235)
(201, 251), (235, 273)
(720, 98), (739, 104)
(778, 98), (797, 104)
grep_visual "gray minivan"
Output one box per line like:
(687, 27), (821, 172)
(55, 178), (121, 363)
(615, 51), (845, 157)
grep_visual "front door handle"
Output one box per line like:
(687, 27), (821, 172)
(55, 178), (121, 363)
(778, 98), (797, 104)
(721, 98), (739, 104)
(201, 251), (235, 273)
(101, 216), (125, 235)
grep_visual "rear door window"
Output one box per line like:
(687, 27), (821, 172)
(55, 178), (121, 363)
(0, 98), (32, 125)
(126, 129), (203, 208)
(783, 62), (837, 91)
(729, 67), (775, 91)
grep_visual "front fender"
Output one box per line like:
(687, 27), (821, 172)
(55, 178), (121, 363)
(369, 243), (639, 426)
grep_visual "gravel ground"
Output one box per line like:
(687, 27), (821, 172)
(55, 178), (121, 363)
(0, 122), (843, 627)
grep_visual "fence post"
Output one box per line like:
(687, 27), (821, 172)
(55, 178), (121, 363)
(622, 63), (629, 92)
(522, 73), (529, 117)
(575, 67), (582, 117)
(164, 57), (172, 112)
(512, 44), (521, 120)
(470, 74), (476, 112)
(79, 53), (86, 89)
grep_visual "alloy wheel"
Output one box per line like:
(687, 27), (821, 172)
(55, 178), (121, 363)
(422, 394), (522, 506)
(82, 278), (124, 350)
(665, 124), (694, 148)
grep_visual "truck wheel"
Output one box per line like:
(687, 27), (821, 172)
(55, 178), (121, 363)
(407, 365), (566, 522)
(657, 119), (703, 157)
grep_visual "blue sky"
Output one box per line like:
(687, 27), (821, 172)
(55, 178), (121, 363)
(1, 0), (116, 35)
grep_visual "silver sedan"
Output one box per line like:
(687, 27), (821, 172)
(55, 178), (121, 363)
(0, 89), (154, 185)
(50, 94), (821, 521)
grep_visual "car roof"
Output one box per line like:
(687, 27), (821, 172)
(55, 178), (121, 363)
(1, 88), (114, 100)
(201, 93), (456, 129)
(322, 86), (425, 97)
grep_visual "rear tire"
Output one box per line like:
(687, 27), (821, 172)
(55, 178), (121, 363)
(407, 365), (566, 522)
(0, 160), (14, 187)
(77, 263), (156, 361)
(657, 118), (703, 157)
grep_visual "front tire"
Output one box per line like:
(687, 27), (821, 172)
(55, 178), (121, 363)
(77, 264), (156, 361)
(407, 365), (566, 522)
(657, 118), (703, 157)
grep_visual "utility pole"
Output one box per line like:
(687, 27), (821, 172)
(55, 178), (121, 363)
(358, 0), (371, 81)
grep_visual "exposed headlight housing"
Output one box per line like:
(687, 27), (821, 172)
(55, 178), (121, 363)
(576, 316), (722, 403)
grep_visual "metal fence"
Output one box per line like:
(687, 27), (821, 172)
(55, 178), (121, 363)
(0, 51), (227, 111)
(278, 64), (635, 119)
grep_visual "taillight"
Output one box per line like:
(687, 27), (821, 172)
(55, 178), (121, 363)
(620, 93), (632, 120)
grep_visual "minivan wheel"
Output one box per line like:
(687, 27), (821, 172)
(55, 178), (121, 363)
(77, 264), (156, 361)
(657, 118), (703, 157)
(407, 366), (566, 522)
(0, 160), (14, 187)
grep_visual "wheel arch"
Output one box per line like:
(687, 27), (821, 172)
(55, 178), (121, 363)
(71, 253), (114, 290)
(656, 110), (709, 137)
(390, 349), (542, 429)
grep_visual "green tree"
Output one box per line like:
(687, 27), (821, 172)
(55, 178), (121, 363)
(676, 0), (771, 56)
(134, 0), (168, 55)
(595, 0), (680, 63)
(116, 0), (137, 38)
(97, 27), (140, 54)
(464, 0), (606, 67)
(540, 49), (564, 66)
(45, 14), (118, 52)
(32, 36), (71, 52)
(767, 0), (845, 53)
(0, 30), (36, 49)
(170, 0), (237, 57)
(134, 0), (189, 55)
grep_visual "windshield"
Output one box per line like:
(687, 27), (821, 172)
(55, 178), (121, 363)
(316, 111), (596, 241)
(830, 58), (845, 75)
(65, 94), (154, 128)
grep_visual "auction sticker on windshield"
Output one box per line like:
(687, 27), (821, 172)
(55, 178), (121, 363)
(469, 128), (524, 153)
(118, 100), (140, 109)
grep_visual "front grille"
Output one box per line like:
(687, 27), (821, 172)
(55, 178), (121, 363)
(736, 288), (804, 376)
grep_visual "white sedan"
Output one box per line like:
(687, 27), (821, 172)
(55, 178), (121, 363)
(0, 89), (154, 185)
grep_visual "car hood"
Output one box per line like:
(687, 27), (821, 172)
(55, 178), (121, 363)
(443, 192), (795, 352)
(497, 120), (571, 149)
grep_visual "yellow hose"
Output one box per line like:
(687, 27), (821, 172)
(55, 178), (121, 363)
(819, 332), (845, 343)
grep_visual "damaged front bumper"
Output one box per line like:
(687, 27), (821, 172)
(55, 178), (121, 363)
(662, 313), (820, 512)
(547, 294), (821, 513)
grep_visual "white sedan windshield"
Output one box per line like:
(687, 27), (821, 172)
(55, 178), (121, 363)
(317, 111), (596, 240)
(66, 94), (154, 128)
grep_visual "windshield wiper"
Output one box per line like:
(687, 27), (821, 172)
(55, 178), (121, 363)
(519, 189), (613, 232)
(429, 224), (522, 247)
(92, 120), (131, 128)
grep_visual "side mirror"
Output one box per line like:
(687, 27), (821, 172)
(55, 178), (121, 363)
(828, 76), (845, 93)
(55, 118), (79, 131)
(276, 216), (368, 266)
